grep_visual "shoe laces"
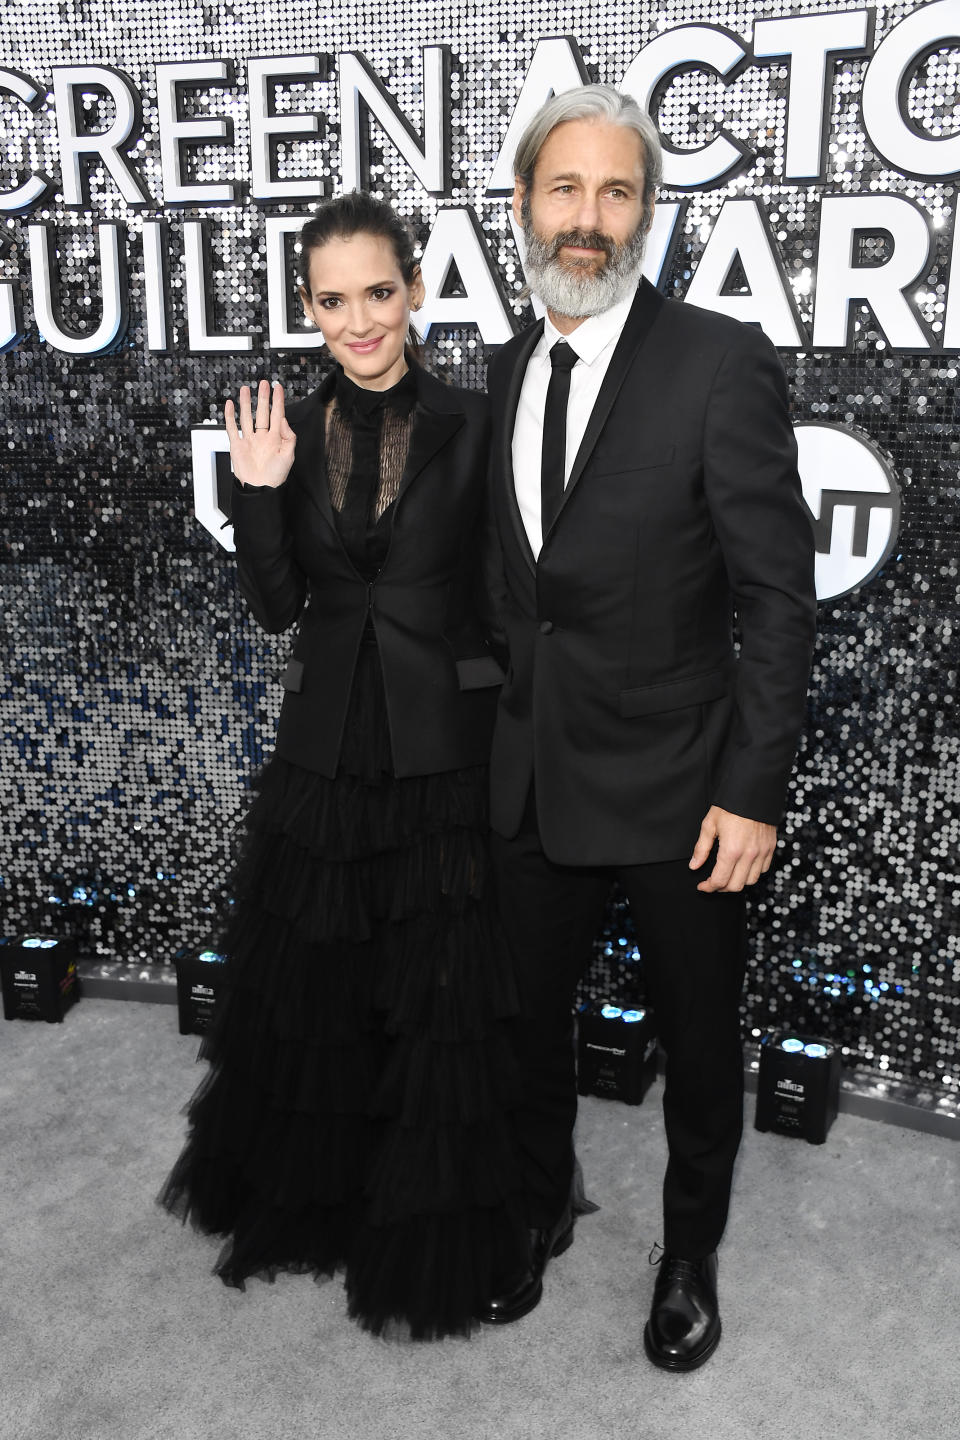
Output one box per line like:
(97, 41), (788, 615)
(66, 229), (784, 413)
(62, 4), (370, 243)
(647, 1243), (703, 1282)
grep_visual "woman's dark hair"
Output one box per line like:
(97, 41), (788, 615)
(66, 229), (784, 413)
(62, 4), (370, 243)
(298, 191), (423, 356)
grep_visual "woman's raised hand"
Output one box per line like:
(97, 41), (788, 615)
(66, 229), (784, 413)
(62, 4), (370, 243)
(224, 379), (297, 489)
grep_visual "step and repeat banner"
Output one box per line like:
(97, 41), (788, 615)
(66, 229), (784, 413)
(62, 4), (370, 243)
(2, 0), (958, 1092)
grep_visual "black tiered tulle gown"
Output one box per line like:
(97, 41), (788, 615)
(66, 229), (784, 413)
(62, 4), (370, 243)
(159, 368), (528, 1338)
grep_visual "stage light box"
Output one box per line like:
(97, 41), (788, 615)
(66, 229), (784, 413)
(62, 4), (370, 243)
(173, 946), (227, 1036)
(577, 1002), (658, 1106)
(0, 937), (79, 1023)
(755, 1033), (841, 1144)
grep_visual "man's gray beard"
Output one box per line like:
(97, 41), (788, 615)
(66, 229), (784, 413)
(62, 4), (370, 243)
(521, 222), (647, 319)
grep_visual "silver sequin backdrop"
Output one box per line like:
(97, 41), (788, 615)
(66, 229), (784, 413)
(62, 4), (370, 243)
(1, 0), (958, 1093)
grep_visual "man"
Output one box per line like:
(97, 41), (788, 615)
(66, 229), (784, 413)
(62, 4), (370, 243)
(477, 85), (816, 1370)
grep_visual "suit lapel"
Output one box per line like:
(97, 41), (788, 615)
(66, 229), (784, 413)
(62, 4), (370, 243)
(546, 280), (664, 540)
(500, 320), (544, 576)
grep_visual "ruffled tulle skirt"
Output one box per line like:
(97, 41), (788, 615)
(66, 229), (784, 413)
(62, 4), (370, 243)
(159, 645), (529, 1338)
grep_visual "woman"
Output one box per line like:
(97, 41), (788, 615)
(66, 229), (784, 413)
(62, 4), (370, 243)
(160, 192), (527, 1339)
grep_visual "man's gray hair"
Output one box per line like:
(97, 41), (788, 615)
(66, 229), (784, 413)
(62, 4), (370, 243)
(513, 84), (662, 232)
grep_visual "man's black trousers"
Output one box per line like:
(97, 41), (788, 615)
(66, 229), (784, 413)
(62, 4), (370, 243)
(491, 802), (748, 1259)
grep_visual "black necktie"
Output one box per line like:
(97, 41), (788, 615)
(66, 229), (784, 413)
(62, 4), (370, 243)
(541, 340), (579, 541)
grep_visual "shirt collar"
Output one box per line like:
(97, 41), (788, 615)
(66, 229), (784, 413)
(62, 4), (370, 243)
(540, 284), (638, 365)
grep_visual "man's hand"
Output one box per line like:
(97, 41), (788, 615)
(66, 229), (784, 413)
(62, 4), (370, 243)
(689, 806), (776, 893)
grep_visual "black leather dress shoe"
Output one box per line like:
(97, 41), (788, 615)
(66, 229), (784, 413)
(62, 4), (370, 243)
(476, 1212), (574, 1325)
(643, 1251), (721, 1371)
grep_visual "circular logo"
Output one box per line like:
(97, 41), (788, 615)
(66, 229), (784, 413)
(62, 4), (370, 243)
(794, 423), (901, 602)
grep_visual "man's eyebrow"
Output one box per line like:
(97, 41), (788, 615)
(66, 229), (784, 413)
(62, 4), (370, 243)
(541, 171), (639, 190)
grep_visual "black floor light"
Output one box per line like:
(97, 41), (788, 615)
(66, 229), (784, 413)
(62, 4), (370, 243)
(1, 936), (79, 1022)
(755, 1032), (841, 1144)
(576, 1001), (658, 1105)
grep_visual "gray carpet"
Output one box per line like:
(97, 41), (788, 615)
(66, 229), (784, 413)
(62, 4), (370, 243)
(1, 998), (957, 1440)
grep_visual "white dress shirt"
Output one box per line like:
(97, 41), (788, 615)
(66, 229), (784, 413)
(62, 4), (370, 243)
(512, 289), (637, 558)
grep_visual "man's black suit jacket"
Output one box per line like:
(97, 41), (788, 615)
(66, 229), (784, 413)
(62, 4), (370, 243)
(230, 360), (503, 779)
(486, 278), (817, 866)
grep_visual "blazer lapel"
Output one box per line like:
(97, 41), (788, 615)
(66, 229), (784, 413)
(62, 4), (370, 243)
(546, 280), (664, 538)
(500, 320), (544, 575)
(292, 372), (337, 527)
(394, 365), (465, 508)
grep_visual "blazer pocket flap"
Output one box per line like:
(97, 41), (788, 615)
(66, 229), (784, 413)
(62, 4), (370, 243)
(592, 446), (675, 478)
(456, 656), (505, 690)
(280, 658), (304, 693)
(619, 667), (730, 718)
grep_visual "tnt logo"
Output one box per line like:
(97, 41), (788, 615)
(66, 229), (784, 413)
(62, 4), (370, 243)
(795, 423), (901, 602)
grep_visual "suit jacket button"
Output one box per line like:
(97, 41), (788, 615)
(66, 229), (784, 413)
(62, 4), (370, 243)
(539, 620), (554, 635)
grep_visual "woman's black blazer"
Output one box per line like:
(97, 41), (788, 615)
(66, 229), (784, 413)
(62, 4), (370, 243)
(229, 361), (503, 779)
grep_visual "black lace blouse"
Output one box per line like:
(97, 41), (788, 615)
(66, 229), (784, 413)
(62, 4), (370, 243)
(325, 365), (417, 581)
